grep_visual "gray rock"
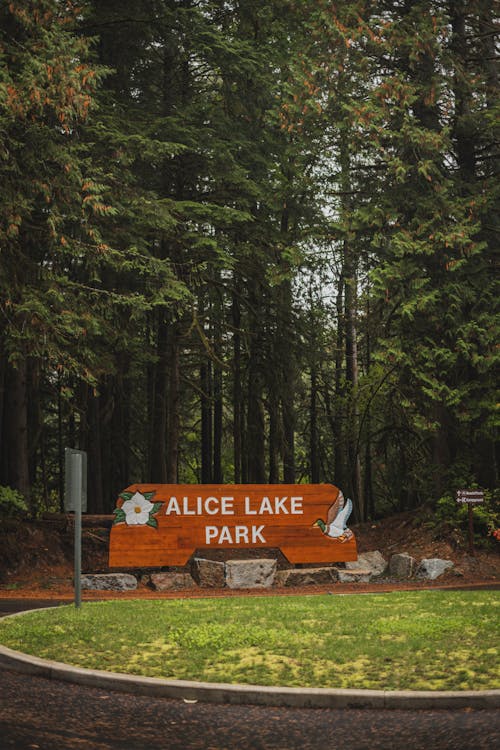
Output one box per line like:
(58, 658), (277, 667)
(226, 559), (277, 589)
(150, 572), (196, 591)
(416, 558), (454, 580)
(389, 552), (416, 579)
(334, 568), (372, 583)
(345, 550), (387, 577)
(275, 567), (338, 587)
(191, 558), (226, 588)
(80, 573), (137, 591)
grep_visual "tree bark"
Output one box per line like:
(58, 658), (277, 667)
(200, 359), (213, 483)
(450, 1), (477, 184)
(212, 293), (223, 484)
(166, 323), (180, 483)
(149, 315), (168, 483)
(1, 360), (30, 505)
(84, 387), (104, 514)
(247, 369), (266, 482)
(344, 248), (363, 521)
(268, 392), (280, 483)
(247, 321), (266, 482)
(279, 203), (296, 483)
(232, 288), (242, 483)
(340, 126), (363, 520)
(310, 363), (320, 483)
(333, 276), (346, 489)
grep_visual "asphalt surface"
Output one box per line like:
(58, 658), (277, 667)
(1, 667), (499, 750)
(0, 599), (69, 616)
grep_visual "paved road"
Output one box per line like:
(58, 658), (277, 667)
(0, 599), (70, 616)
(1, 667), (499, 750)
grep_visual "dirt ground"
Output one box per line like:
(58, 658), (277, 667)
(0, 508), (498, 600)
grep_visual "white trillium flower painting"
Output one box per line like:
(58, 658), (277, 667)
(113, 491), (163, 529)
(123, 492), (153, 525)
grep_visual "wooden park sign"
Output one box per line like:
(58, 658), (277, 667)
(109, 483), (357, 568)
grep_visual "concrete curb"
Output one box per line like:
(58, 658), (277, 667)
(0, 609), (499, 710)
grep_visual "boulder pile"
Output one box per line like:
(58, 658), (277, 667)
(81, 550), (455, 590)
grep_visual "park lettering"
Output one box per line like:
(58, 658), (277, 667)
(205, 524), (266, 545)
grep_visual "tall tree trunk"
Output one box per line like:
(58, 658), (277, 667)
(212, 291), (223, 484)
(113, 371), (131, 500)
(27, 361), (40, 490)
(364, 293), (375, 519)
(310, 363), (320, 483)
(166, 323), (180, 483)
(476, 0), (498, 489)
(81, 386), (104, 514)
(281, 361), (296, 483)
(247, 361), (266, 482)
(57, 375), (65, 511)
(364, 426), (374, 518)
(213, 362), (223, 482)
(479, 0), (498, 111)
(99, 374), (127, 511)
(200, 359), (213, 483)
(340, 128), (363, 521)
(279, 203), (296, 483)
(432, 405), (452, 498)
(278, 274), (297, 484)
(268, 392), (280, 483)
(0, 338), (5, 464)
(246, 275), (266, 482)
(2, 360), (30, 506)
(450, 1), (477, 185)
(308, 283), (320, 483)
(344, 245), (363, 520)
(232, 288), (242, 483)
(149, 315), (168, 483)
(333, 277), (346, 488)
(241, 400), (249, 483)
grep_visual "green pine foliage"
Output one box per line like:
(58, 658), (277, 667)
(0, 0), (107, 370)
(0, 0), (497, 521)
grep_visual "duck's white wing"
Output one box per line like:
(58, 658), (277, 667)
(332, 497), (353, 531)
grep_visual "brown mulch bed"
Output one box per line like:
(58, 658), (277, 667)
(1, 561), (498, 602)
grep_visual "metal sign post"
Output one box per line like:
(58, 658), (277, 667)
(456, 489), (484, 556)
(73, 453), (82, 608)
(65, 448), (87, 608)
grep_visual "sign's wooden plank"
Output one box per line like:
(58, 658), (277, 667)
(109, 541), (358, 569)
(109, 483), (358, 567)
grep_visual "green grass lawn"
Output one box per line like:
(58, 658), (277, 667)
(0, 591), (498, 691)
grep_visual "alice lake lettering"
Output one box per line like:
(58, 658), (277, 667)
(163, 495), (304, 516)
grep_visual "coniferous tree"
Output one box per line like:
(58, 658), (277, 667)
(0, 0), (496, 519)
(0, 0), (109, 506)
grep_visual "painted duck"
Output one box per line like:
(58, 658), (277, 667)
(313, 491), (353, 542)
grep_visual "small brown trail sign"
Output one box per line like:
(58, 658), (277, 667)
(456, 489), (484, 556)
(109, 484), (358, 568)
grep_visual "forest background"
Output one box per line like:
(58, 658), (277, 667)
(0, 0), (497, 527)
